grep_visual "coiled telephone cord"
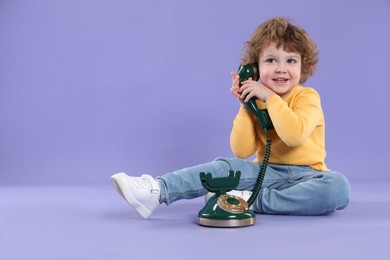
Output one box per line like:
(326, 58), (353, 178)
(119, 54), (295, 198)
(247, 131), (272, 208)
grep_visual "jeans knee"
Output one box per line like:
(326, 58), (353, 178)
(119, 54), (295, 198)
(323, 172), (351, 212)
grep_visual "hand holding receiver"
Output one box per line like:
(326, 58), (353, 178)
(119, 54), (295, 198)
(237, 64), (274, 131)
(230, 71), (247, 107)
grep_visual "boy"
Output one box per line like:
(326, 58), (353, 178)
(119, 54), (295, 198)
(110, 17), (350, 219)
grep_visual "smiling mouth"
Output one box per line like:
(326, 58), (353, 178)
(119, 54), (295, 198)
(273, 78), (289, 83)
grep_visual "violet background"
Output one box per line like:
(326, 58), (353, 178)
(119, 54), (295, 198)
(1, 0), (390, 185)
(1, 2), (390, 260)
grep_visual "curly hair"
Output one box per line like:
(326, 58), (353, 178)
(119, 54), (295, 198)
(241, 17), (319, 84)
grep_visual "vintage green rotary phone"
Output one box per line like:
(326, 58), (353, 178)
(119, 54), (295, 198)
(197, 63), (273, 227)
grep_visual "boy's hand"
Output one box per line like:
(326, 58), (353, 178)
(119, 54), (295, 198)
(230, 71), (246, 107)
(239, 78), (276, 103)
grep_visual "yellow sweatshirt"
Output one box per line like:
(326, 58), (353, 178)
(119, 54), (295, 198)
(230, 85), (328, 171)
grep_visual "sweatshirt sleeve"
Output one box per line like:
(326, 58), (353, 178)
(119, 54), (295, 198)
(266, 88), (323, 147)
(229, 106), (260, 158)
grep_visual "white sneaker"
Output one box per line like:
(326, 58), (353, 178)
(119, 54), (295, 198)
(205, 190), (254, 209)
(110, 172), (160, 219)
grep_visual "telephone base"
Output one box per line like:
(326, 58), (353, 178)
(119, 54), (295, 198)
(198, 216), (255, 228)
(197, 194), (255, 228)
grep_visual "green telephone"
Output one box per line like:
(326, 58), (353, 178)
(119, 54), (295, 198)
(197, 63), (273, 227)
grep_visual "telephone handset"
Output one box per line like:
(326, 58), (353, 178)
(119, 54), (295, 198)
(237, 63), (274, 131)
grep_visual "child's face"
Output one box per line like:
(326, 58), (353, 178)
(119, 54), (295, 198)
(258, 43), (301, 98)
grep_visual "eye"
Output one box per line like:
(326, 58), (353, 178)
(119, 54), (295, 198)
(287, 59), (297, 64)
(265, 58), (276, 63)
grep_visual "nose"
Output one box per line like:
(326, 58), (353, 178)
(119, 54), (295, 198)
(275, 64), (287, 73)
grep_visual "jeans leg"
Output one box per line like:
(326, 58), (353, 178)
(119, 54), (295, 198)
(254, 167), (351, 215)
(157, 157), (261, 205)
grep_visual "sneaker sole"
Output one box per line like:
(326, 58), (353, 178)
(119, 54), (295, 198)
(110, 173), (152, 219)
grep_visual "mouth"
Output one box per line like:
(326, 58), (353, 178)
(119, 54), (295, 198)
(273, 77), (289, 83)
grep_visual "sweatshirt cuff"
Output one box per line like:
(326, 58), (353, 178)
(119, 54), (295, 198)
(238, 106), (254, 117)
(265, 95), (282, 105)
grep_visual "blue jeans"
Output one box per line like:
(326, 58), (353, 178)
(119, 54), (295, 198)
(157, 157), (351, 215)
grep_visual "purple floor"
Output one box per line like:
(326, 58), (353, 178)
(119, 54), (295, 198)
(1, 182), (389, 260)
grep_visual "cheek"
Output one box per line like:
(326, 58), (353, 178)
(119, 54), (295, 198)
(259, 74), (270, 83)
(292, 68), (301, 81)
(259, 68), (272, 82)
